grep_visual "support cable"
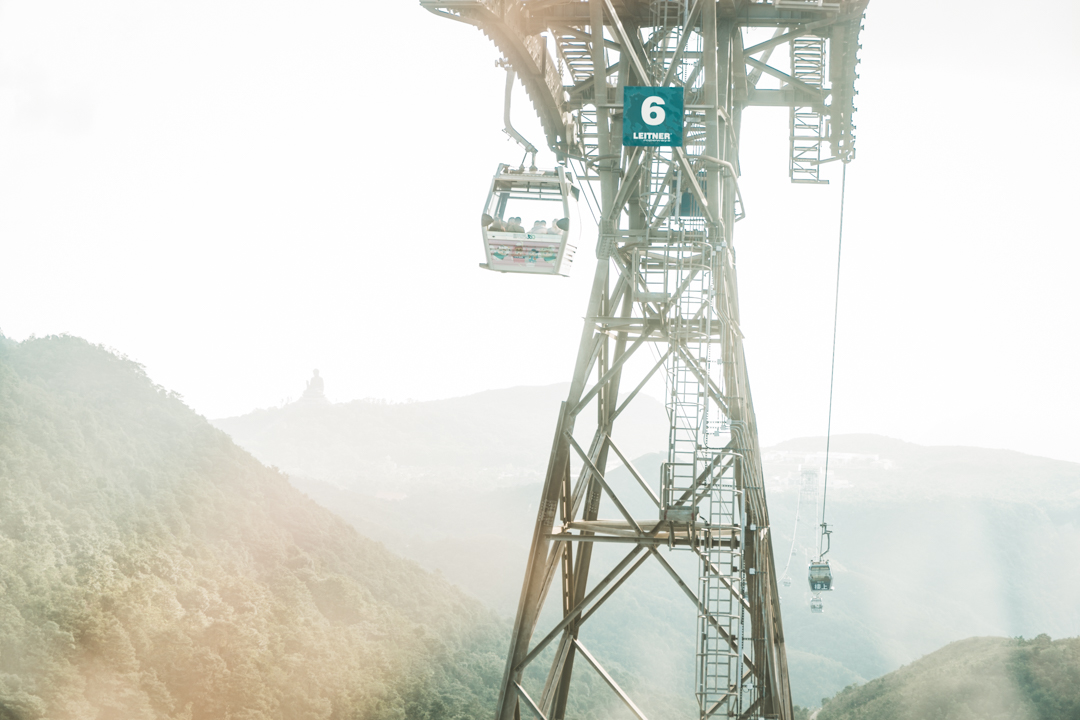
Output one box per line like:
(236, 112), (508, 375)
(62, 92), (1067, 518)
(779, 483), (801, 583)
(571, 157), (600, 227)
(819, 161), (848, 560)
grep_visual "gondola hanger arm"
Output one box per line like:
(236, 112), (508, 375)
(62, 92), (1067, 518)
(497, 60), (538, 170)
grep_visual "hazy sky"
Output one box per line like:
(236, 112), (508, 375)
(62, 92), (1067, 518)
(1, 1), (1077, 463)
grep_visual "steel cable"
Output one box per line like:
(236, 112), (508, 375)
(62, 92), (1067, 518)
(819, 161), (848, 558)
(779, 481), (802, 582)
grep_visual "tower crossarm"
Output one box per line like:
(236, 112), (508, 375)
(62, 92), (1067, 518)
(425, 0), (868, 166)
(825, 2), (866, 161)
(420, 0), (580, 157)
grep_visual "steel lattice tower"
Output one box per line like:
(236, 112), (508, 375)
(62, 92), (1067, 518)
(421, 2), (868, 718)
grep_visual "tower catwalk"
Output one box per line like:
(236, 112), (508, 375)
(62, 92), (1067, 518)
(421, 1), (868, 718)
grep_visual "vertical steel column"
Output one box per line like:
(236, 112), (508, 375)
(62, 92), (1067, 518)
(703, 0), (722, 245)
(548, 5), (620, 717)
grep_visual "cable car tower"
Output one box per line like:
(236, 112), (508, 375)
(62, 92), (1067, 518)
(421, 1), (868, 718)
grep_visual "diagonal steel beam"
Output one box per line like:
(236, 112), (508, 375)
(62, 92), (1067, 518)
(675, 148), (718, 225)
(518, 545), (647, 671)
(601, 0), (651, 85)
(608, 250), (665, 320)
(571, 329), (652, 418)
(514, 682), (550, 720)
(660, 0), (703, 87)
(691, 454), (738, 506)
(746, 27), (784, 88)
(611, 147), (647, 210)
(579, 548), (652, 623)
(573, 639), (651, 720)
(569, 430), (611, 530)
(673, 342), (730, 414)
(539, 634), (574, 715)
(694, 546), (751, 612)
(604, 434), (661, 508)
(612, 346), (674, 422)
(706, 693), (734, 718)
(744, 57), (826, 99)
(547, 22), (622, 51)
(646, 155), (678, 220)
(648, 548), (757, 674)
(739, 694), (764, 719)
(566, 432), (643, 534)
(667, 262), (705, 309)
(742, 15), (854, 56)
(665, 448), (736, 508)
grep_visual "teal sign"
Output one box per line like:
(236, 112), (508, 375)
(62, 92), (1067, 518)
(623, 86), (684, 147)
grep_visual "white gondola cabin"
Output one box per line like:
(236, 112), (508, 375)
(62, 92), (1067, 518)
(808, 560), (833, 592)
(480, 164), (579, 276)
(810, 596), (824, 613)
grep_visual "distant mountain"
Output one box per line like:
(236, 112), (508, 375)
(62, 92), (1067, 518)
(213, 383), (669, 494)
(0, 336), (596, 720)
(816, 635), (1080, 720)
(214, 388), (1080, 711)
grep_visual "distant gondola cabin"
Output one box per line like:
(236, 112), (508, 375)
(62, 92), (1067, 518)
(480, 164), (579, 276)
(808, 561), (833, 592)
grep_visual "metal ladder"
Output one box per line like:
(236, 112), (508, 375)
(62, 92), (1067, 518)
(789, 36), (829, 184)
(698, 456), (740, 717)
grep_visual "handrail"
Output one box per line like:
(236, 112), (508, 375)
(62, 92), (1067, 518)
(697, 155), (746, 221)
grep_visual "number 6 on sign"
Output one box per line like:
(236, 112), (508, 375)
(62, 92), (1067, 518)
(623, 86), (683, 147)
(642, 96), (666, 126)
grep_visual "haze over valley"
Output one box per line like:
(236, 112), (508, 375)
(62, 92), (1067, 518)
(214, 376), (1080, 709)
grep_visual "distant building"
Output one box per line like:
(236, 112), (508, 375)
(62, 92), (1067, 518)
(300, 369), (328, 404)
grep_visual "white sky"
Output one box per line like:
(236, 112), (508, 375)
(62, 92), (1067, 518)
(1, 1), (1077, 463)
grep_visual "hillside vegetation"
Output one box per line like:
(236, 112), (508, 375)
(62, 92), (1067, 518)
(817, 635), (1080, 720)
(0, 335), (517, 720)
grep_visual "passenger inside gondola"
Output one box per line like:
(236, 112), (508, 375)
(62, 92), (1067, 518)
(482, 213), (569, 236)
(478, 163), (577, 275)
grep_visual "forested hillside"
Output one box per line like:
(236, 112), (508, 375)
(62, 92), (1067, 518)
(0, 335), (519, 720)
(817, 635), (1080, 720)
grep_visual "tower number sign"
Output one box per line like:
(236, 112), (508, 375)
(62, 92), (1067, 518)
(623, 86), (684, 147)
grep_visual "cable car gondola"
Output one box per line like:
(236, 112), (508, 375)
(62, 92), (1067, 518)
(808, 560), (833, 592)
(810, 596), (824, 613)
(479, 163), (579, 276)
